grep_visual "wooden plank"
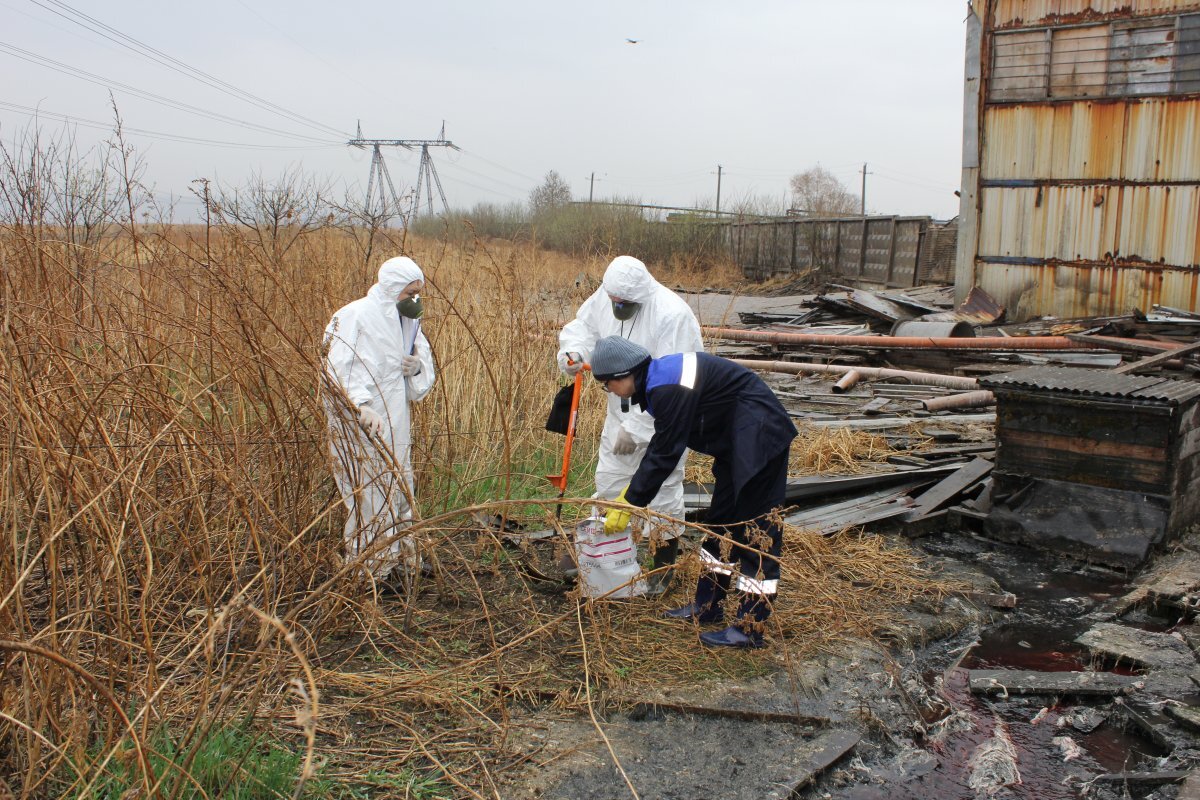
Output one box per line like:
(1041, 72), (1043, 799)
(802, 413), (996, 430)
(1067, 333), (1176, 354)
(1116, 701), (1177, 752)
(785, 730), (862, 796)
(859, 397), (891, 416)
(1091, 771), (1190, 788)
(968, 669), (1139, 697)
(904, 457), (993, 522)
(916, 443), (996, 458)
(629, 701), (829, 729)
(1114, 339), (1200, 374)
(784, 484), (921, 535)
(999, 426), (1168, 462)
(1165, 704), (1200, 733)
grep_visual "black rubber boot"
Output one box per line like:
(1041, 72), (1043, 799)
(664, 572), (729, 623)
(645, 537), (680, 596)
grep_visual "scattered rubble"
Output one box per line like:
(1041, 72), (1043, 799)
(498, 284), (1200, 798)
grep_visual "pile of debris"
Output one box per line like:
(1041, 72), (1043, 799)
(705, 283), (1200, 568)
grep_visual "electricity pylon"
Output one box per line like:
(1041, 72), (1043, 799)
(348, 122), (457, 225)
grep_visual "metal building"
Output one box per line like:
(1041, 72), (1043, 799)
(957, 1), (1200, 321)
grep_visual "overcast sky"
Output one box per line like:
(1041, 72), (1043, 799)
(2, 1), (968, 221)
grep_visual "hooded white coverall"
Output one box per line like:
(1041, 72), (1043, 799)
(324, 257), (436, 578)
(558, 256), (704, 538)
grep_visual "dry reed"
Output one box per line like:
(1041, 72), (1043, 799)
(0, 155), (954, 799)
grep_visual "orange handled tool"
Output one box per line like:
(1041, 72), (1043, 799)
(546, 363), (589, 516)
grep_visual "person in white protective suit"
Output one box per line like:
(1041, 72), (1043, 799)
(323, 256), (436, 590)
(557, 255), (703, 592)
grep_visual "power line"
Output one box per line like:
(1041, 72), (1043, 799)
(452, 148), (542, 183)
(0, 100), (343, 150)
(0, 40), (339, 144)
(29, 0), (350, 141)
(230, 0), (362, 90)
(871, 171), (959, 194)
(435, 159), (532, 196)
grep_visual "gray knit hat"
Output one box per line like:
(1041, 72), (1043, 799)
(590, 336), (651, 380)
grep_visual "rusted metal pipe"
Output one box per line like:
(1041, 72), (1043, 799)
(920, 390), (996, 412)
(705, 326), (1091, 350)
(731, 359), (980, 390)
(832, 370), (861, 394)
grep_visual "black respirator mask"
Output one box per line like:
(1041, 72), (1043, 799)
(611, 300), (640, 321)
(396, 295), (424, 319)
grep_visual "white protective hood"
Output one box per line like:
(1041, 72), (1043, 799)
(557, 256), (704, 522)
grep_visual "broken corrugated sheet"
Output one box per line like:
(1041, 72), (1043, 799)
(919, 286), (1006, 325)
(980, 366), (1200, 402)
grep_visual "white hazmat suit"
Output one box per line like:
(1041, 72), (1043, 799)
(558, 256), (704, 539)
(324, 256), (436, 579)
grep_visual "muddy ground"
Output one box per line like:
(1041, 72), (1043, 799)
(492, 526), (1200, 800)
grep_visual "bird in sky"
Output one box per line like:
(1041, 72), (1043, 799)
(625, 38), (640, 44)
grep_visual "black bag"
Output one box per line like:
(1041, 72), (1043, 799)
(545, 383), (575, 435)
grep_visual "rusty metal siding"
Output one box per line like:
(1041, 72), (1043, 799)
(982, 99), (1200, 181)
(993, 0), (1200, 29)
(973, 260), (1200, 319)
(963, 1), (1200, 319)
(977, 184), (1200, 265)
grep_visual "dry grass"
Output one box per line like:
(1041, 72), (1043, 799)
(0, 203), (955, 799)
(788, 424), (895, 475)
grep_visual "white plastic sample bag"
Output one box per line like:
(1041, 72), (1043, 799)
(574, 517), (647, 598)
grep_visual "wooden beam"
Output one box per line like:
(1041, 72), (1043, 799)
(904, 457), (993, 522)
(1114, 339), (1200, 374)
(969, 669), (1139, 696)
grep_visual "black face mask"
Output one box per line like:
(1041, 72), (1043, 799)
(611, 300), (640, 321)
(396, 296), (424, 319)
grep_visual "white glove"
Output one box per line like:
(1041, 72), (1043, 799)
(560, 351), (584, 376)
(401, 355), (422, 377)
(358, 405), (385, 437)
(612, 427), (638, 456)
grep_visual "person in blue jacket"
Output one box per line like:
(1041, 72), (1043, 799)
(588, 335), (798, 648)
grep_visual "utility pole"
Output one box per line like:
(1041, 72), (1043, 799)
(348, 121), (458, 226)
(715, 164), (723, 215)
(860, 162), (868, 216)
(589, 172), (595, 203)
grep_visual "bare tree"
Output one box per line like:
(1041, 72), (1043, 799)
(528, 170), (572, 215)
(789, 166), (860, 217)
(209, 166), (332, 266)
(330, 188), (405, 269)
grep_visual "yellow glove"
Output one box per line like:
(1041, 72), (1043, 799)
(604, 486), (633, 534)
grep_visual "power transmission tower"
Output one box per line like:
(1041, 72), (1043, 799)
(348, 122), (458, 225)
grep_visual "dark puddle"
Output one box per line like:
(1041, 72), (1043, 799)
(839, 534), (1177, 799)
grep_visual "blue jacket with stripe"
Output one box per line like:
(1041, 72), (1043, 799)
(624, 352), (798, 508)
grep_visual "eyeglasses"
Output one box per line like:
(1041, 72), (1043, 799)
(598, 373), (629, 391)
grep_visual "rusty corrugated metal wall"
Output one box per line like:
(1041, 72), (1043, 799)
(957, 0), (1200, 320)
